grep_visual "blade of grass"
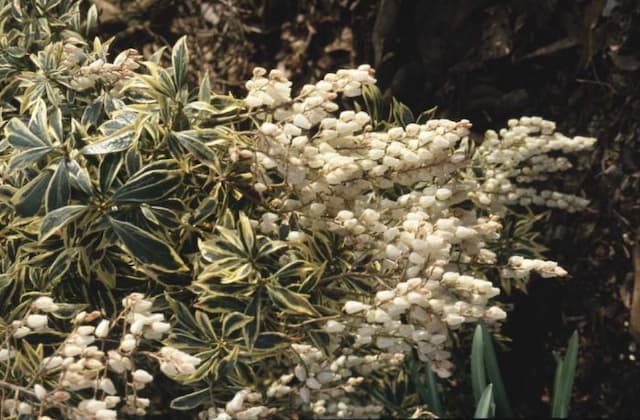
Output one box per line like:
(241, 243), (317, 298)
(424, 360), (444, 417)
(551, 330), (579, 418)
(481, 325), (514, 417)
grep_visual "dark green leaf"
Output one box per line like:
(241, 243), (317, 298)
(81, 128), (135, 155)
(6, 118), (49, 149)
(81, 97), (103, 127)
(113, 168), (182, 204)
(551, 331), (579, 418)
(108, 217), (188, 272)
(222, 312), (254, 337)
(481, 325), (513, 417)
(173, 131), (216, 163)
(67, 159), (93, 196)
(99, 152), (123, 194)
(125, 147), (142, 176)
(254, 332), (289, 351)
(424, 361), (444, 417)
(28, 100), (50, 143)
(195, 310), (217, 340)
(40, 205), (87, 241)
(12, 170), (52, 216)
(172, 36), (189, 89)
(266, 284), (318, 316)
(243, 289), (262, 349)
(8, 146), (52, 172)
(47, 247), (79, 285)
(45, 161), (70, 212)
(194, 295), (246, 314)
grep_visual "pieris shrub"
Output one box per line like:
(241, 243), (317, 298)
(0, 1), (594, 418)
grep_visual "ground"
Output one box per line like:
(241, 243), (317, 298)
(90, 0), (640, 416)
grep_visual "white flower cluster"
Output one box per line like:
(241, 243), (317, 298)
(237, 65), (595, 415)
(202, 389), (275, 420)
(60, 42), (141, 92)
(503, 255), (568, 279)
(204, 342), (402, 419)
(0, 294), (199, 419)
(245, 64), (375, 110)
(471, 116), (596, 212)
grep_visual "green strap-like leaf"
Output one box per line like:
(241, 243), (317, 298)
(471, 325), (487, 404)
(424, 361), (444, 417)
(45, 162), (70, 212)
(108, 217), (188, 272)
(172, 36), (188, 89)
(112, 169), (182, 204)
(474, 384), (495, 419)
(40, 205), (87, 241)
(481, 325), (513, 417)
(551, 330), (579, 418)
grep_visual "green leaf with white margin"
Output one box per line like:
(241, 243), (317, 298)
(108, 217), (188, 272)
(172, 36), (188, 89)
(170, 388), (210, 411)
(5, 118), (50, 149)
(66, 159), (94, 196)
(99, 152), (124, 194)
(28, 100), (51, 144)
(8, 146), (53, 172)
(222, 312), (254, 337)
(81, 127), (136, 155)
(173, 131), (217, 164)
(12, 170), (52, 216)
(45, 161), (70, 212)
(40, 205), (88, 241)
(254, 332), (290, 351)
(266, 284), (319, 316)
(49, 107), (63, 142)
(237, 212), (255, 253)
(86, 4), (98, 37)
(198, 71), (211, 103)
(112, 168), (182, 204)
